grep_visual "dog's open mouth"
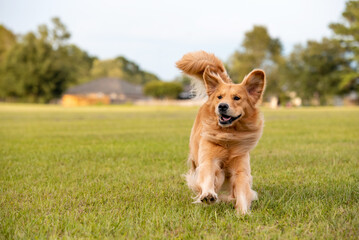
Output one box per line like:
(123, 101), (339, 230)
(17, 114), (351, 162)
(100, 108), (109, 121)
(218, 114), (242, 125)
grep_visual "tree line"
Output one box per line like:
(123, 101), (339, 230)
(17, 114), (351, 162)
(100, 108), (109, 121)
(0, 18), (164, 102)
(0, 0), (358, 104)
(237, 1), (358, 105)
(178, 0), (359, 105)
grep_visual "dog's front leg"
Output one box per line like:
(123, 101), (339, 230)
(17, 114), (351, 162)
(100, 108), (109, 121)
(195, 139), (224, 204)
(229, 153), (258, 214)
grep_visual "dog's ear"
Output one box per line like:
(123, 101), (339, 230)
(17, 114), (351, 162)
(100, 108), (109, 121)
(203, 66), (225, 95)
(242, 69), (266, 105)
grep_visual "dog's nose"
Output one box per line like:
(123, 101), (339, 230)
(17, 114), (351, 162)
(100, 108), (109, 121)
(218, 103), (229, 112)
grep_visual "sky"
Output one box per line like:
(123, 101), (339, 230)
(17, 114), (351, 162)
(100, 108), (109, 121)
(0, 0), (347, 80)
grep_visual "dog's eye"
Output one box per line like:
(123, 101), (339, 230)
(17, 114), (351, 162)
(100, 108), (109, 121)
(217, 96), (222, 99)
(233, 96), (241, 101)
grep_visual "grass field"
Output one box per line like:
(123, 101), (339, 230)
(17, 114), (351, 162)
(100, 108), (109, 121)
(0, 104), (358, 239)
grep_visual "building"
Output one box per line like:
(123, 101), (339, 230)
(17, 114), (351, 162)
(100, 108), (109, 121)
(62, 78), (145, 106)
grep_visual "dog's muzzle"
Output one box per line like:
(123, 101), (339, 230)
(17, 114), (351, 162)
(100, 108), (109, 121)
(217, 103), (241, 125)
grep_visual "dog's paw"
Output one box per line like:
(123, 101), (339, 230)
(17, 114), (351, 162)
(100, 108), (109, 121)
(235, 193), (251, 215)
(199, 192), (218, 204)
(236, 206), (250, 215)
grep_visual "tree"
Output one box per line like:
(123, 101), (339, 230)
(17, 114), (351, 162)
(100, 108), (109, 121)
(284, 38), (352, 105)
(228, 26), (284, 97)
(174, 74), (192, 87)
(0, 25), (16, 63)
(329, 0), (359, 94)
(144, 81), (183, 99)
(89, 56), (160, 85)
(59, 44), (95, 86)
(0, 18), (93, 102)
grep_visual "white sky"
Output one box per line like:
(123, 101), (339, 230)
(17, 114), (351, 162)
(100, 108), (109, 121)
(0, 0), (347, 80)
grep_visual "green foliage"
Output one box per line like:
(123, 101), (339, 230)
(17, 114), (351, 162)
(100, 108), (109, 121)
(0, 105), (358, 238)
(284, 38), (352, 105)
(1, 1), (358, 105)
(330, 0), (359, 93)
(228, 26), (284, 97)
(225, 2), (359, 105)
(174, 74), (192, 87)
(0, 18), (94, 102)
(330, 0), (359, 54)
(37, 17), (71, 48)
(0, 33), (58, 102)
(144, 81), (183, 99)
(64, 44), (96, 86)
(90, 56), (160, 85)
(0, 18), (158, 103)
(0, 25), (16, 63)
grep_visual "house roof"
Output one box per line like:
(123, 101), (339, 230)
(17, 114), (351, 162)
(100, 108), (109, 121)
(65, 78), (143, 97)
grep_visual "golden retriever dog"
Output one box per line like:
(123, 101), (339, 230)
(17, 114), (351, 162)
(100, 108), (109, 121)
(176, 51), (265, 214)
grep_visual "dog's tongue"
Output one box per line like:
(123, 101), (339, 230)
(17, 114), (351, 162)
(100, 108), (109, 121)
(222, 116), (231, 121)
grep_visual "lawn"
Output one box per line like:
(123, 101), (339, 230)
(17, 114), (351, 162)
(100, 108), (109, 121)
(0, 104), (358, 239)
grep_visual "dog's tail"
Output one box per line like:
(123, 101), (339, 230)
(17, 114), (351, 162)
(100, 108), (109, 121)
(176, 51), (231, 98)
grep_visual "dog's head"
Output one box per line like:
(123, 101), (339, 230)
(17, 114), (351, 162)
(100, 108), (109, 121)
(203, 67), (266, 127)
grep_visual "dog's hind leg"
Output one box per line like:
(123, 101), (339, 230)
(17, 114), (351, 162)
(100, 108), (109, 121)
(185, 154), (200, 196)
(214, 167), (225, 193)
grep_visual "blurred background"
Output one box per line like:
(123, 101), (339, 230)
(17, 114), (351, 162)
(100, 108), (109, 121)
(0, 0), (358, 107)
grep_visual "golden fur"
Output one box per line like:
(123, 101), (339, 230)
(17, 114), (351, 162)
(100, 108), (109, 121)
(176, 51), (266, 214)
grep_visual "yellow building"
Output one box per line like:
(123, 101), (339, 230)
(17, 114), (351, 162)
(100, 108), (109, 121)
(62, 78), (144, 106)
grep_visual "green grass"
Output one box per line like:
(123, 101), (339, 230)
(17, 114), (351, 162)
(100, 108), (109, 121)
(0, 104), (358, 239)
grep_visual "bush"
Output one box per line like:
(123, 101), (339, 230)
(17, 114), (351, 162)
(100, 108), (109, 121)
(144, 81), (183, 99)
